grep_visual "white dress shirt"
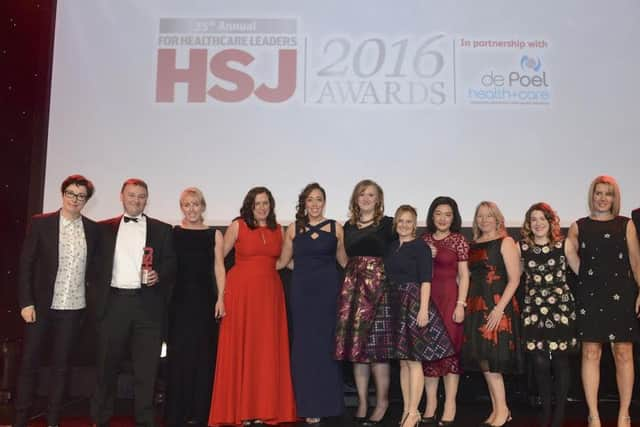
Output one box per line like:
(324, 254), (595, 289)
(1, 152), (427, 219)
(111, 214), (147, 289)
(51, 215), (87, 310)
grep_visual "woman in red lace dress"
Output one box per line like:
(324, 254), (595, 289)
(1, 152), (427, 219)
(420, 197), (469, 426)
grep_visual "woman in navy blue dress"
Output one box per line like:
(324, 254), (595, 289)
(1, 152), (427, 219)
(278, 183), (348, 424)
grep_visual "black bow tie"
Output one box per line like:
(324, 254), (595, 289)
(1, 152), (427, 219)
(124, 216), (139, 223)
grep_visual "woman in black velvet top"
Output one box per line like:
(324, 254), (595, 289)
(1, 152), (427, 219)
(335, 179), (395, 425)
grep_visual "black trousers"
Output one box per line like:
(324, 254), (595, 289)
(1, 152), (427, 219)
(14, 308), (84, 427)
(91, 292), (162, 427)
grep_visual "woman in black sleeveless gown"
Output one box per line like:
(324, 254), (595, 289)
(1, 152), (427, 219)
(165, 188), (226, 427)
(278, 183), (348, 424)
(567, 176), (640, 427)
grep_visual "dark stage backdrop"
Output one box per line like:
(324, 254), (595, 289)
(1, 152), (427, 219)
(0, 0), (636, 409)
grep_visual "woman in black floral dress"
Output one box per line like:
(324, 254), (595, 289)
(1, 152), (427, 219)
(518, 202), (579, 427)
(567, 176), (640, 427)
(462, 201), (522, 427)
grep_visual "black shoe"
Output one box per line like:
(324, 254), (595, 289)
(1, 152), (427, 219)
(438, 419), (455, 427)
(422, 416), (437, 426)
(363, 417), (387, 426)
(354, 416), (368, 424)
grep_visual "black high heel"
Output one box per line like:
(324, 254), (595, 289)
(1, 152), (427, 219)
(362, 414), (388, 426)
(438, 419), (455, 426)
(421, 411), (437, 426)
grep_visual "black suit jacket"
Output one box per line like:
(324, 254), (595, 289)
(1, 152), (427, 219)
(632, 208), (640, 239)
(94, 215), (176, 324)
(18, 210), (100, 311)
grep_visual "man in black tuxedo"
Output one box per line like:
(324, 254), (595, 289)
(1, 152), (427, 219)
(91, 178), (175, 427)
(14, 174), (100, 427)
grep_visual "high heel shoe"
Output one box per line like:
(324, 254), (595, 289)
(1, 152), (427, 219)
(363, 406), (389, 426)
(401, 412), (422, 427)
(421, 413), (437, 426)
(362, 413), (388, 426)
(399, 412), (409, 426)
(489, 412), (512, 427)
(438, 419), (455, 426)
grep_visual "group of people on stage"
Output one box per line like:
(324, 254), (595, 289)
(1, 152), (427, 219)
(14, 174), (640, 427)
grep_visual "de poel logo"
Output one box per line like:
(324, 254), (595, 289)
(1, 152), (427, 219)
(467, 54), (551, 105)
(155, 18), (299, 104)
(520, 55), (541, 72)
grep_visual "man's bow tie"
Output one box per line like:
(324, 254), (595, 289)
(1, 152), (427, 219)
(124, 216), (139, 223)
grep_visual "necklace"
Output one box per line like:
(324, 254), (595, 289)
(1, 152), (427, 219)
(357, 217), (374, 226)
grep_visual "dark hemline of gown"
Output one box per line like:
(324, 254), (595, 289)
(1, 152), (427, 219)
(165, 226), (219, 427)
(461, 237), (523, 374)
(290, 220), (344, 418)
(575, 216), (640, 343)
(335, 216), (395, 363)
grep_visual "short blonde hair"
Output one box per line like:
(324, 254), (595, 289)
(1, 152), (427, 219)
(348, 179), (385, 225)
(472, 201), (507, 240)
(179, 187), (207, 224)
(180, 187), (206, 209)
(393, 205), (418, 236)
(587, 175), (621, 216)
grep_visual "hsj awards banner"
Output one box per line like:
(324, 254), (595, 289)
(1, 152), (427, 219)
(154, 17), (548, 107)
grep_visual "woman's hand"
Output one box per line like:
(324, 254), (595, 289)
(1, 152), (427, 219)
(214, 299), (226, 319)
(485, 307), (503, 331)
(416, 308), (429, 327)
(452, 304), (465, 324)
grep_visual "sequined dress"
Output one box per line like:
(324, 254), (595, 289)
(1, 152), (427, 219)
(575, 216), (639, 342)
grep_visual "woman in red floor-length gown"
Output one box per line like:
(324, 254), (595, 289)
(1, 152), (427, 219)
(208, 187), (296, 426)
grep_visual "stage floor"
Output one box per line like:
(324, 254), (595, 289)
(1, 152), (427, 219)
(1, 399), (638, 427)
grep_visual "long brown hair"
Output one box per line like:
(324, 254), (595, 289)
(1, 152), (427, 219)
(520, 202), (563, 246)
(348, 179), (384, 225)
(295, 183), (326, 233)
(239, 186), (277, 230)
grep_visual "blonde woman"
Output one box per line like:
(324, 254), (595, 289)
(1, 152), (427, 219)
(384, 205), (454, 427)
(461, 201), (522, 427)
(166, 188), (225, 427)
(567, 176), (640, 427)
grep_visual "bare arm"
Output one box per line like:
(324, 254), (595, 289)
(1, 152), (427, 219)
(416, 281), (431, 327)
(276, 224), (295, 270)
(213, 230), (226, 318)
(335, 222), (348, 268)
(453, 261), (470, 323)
(625, 221), (640, 315)
(486, 237), (521, 330)
(564, 236), (580, 275)
(222, 220), (239, 258)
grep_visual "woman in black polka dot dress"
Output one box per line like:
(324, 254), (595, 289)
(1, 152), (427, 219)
(567, 175), (640, 427)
